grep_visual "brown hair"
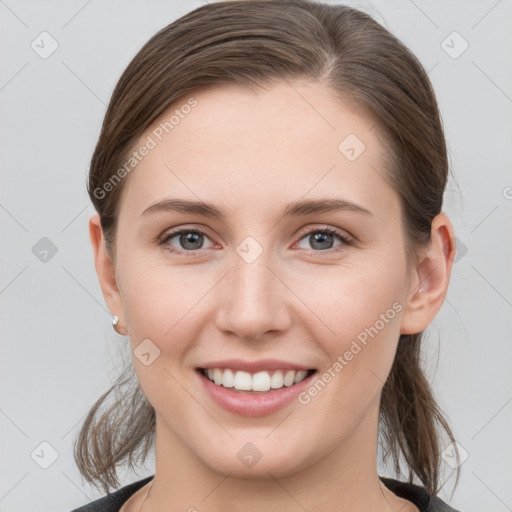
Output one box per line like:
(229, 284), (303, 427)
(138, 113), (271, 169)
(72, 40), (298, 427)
(76, 0), (460, 496)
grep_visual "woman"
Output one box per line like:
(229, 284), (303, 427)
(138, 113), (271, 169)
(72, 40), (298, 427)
(71, 1), (462, 510)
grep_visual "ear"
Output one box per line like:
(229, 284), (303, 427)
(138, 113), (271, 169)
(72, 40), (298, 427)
(400, 213), (456, 335)
(89, 213), (127, 335)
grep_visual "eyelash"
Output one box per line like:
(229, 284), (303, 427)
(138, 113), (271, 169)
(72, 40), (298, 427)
(159, 226), (353, 256)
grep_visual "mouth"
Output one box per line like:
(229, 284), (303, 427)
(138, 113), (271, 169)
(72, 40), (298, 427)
(196, 367), (317, 394)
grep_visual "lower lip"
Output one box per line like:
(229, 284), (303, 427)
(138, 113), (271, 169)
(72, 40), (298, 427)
(196, 369), (316, 418)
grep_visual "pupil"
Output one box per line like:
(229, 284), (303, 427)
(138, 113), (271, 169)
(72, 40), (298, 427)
(311, 232), (333, 250)
(181, 232), (202, 250)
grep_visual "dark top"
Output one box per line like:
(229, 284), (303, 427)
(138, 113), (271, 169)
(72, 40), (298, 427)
(70, 475), (461, 512)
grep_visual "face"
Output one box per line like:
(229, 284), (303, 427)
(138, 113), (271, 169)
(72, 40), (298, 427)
(100, 80), (424, 478)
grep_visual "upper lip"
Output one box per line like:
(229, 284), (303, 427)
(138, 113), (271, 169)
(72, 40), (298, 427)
(197, 359), (315, 373)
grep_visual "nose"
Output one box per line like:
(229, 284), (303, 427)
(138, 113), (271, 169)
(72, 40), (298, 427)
(214, 250), (292, 342)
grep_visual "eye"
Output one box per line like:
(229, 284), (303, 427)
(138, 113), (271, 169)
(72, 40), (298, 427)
(295, 226), (352, 253)
(159, 225), (352, 255)
(160, 228), (214, 254)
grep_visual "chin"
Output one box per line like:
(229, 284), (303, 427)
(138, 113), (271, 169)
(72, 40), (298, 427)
(197, 442), (315, 480)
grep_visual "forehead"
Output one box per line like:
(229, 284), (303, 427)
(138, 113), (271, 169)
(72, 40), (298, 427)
(120, 80), (398, 221)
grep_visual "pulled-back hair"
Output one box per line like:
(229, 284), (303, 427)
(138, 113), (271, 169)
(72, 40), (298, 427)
(76, 0), (460, 496)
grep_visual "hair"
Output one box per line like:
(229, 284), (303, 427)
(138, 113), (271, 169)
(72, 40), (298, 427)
(76, 0), (460, 496)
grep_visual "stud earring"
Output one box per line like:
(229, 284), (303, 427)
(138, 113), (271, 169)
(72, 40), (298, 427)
(112, 315), (124, 334)
(418, 287), (425, 293)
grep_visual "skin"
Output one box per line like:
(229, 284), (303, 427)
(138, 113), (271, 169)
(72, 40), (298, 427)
(90, 80), (456, 512)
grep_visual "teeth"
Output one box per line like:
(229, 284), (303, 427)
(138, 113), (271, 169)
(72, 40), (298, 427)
(234, 370), (252, 390)
(294, 370), (308, 384)
(222, 369), (235, 387)
(283, 370), (295, 387)
(252, 371), (271, 391)
(203, 368), (311, 391)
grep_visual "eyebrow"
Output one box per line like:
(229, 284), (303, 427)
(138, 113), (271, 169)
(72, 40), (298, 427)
(141, 197), (373, 219)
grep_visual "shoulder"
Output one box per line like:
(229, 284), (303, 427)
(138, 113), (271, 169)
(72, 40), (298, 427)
(427, 495), (463, 512)
(71, 474), (461, 512)
(380, 476), (462, 512)
(69, 475), (154, 512)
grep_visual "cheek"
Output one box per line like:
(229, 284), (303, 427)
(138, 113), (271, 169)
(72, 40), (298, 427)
(118, 236), (407, 375)
(117, 261), (211, 411)
(118, 256), (227, 373)
(120, 247), (406, 346)
(296, 261), (405, 397)
(297, 258), (405, 337)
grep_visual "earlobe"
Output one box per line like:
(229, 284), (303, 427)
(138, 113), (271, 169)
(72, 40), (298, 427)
(400, 213), (456, 335)
(89, 214), (126, 330)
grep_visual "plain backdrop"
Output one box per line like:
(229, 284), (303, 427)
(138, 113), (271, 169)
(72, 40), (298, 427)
(1, 1), (511, 511)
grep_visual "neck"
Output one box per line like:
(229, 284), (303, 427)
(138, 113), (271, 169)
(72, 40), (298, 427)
(139, 406), (415, 512)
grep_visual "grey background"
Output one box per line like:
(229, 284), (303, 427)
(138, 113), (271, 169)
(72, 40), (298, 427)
(1, 1), (511, 511)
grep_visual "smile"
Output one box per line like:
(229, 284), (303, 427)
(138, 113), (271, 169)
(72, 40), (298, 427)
(199, 368), (316, 393)
(196, 365), (318, 417)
